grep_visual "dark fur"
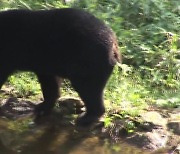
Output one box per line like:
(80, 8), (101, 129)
(0, 8), (120, 125)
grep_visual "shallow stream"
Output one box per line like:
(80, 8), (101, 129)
(0, 114), (149, 154)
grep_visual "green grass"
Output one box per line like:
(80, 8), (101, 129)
(7, 72), (41, 97)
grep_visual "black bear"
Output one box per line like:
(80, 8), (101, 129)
(0, 8), (120, 126)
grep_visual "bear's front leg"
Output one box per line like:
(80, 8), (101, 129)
(35, 74), (61, 116)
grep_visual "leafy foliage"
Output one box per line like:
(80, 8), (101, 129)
(8, 72), (41, 97)
(74, 0), (180, 89)
(0, 0), (67, 10)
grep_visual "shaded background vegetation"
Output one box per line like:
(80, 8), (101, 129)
(0, 0), (179, 123)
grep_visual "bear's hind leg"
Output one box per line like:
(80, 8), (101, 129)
(71, 78), (106, 126)
(35, 74), (61, 116)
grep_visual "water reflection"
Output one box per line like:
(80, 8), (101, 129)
(0, 114), (148, 154)
(0, 97), (149, 154)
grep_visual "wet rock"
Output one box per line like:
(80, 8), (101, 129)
(140, 111), (167, 126)
(125, 125), (169, 151)
(57, 97), (84, 115)
(167, 107), (180, 135)
(0, 97), (35, 118)
(102, 110), (179, 152)
(167, 121), (180, 135)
